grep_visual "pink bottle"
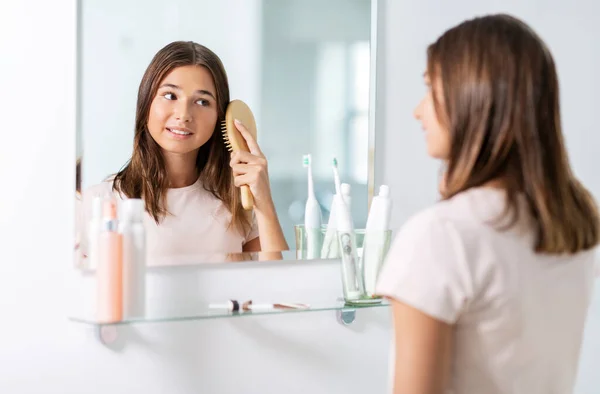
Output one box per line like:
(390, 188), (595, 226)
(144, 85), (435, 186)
(96, 199), (123, 323)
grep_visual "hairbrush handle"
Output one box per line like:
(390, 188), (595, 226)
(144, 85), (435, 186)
(241, 185), (254, 210)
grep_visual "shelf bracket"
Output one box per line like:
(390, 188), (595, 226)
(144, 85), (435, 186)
(337, 308), (356, 325)
(96, 324), (119, 346)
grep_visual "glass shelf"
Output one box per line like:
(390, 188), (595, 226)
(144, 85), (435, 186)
(69, 299), (389, 326)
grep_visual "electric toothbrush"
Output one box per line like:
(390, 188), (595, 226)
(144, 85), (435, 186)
(332, 157), (342, 195)
(336, 192), (365, 301)
(303, 154), (322, 259)
(321, 157), (343, 258)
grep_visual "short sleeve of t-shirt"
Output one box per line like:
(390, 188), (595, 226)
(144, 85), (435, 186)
(376, 209), (473, 324)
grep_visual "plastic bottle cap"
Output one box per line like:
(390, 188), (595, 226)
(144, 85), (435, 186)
(379, 185), (390, 198)
(103, 199), (118, 220)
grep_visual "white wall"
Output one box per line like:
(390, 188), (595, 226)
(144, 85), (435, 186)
(374, 0), (600, 393)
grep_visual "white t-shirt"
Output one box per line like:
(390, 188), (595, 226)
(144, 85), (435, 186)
(376, 187), (597, 394)
(78, 177), (259, 266)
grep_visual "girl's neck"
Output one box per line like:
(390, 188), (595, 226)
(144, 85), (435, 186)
(163, 150), (199, 189)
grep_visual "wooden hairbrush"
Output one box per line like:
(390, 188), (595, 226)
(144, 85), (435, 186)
(221, 99), (258, 210)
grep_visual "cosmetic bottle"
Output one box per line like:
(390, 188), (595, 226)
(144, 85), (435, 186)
(119, 198), (146, 320)
(97, 199), (123, 323)
(87, 196), (103, 270)
(362, 185), (393, 297)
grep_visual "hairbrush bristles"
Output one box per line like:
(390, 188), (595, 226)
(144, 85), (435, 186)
(220, 120), (233, 151)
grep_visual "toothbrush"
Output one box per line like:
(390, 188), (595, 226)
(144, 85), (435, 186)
(332, 157), (342, 195)
(242, 301), (311, 311)
(303, 154), (322, 259)
(336, 191), (364, 301)
(321, 158), (342, 258)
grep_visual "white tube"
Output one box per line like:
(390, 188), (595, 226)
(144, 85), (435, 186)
(362, 185), (393, 297)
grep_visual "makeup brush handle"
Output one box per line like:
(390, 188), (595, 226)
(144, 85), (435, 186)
(241, 185), (254, 210)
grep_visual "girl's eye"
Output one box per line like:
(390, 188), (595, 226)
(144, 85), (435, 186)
(163, 92), (176, 100)
(196, 99), (209, 106)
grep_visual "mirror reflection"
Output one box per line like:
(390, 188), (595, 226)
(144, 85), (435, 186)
(75, 0), (374, 267)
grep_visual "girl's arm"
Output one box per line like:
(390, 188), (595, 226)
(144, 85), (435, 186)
(389, 298), (453, 394)
(231, 119), (289, 258)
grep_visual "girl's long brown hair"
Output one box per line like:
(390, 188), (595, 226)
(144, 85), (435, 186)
(428, 14), (599, 254)
(112, 41), (250, 234)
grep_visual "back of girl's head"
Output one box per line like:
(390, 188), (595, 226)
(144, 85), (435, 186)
(428, 14), (599, 254)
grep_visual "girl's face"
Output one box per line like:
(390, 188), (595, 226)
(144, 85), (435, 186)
(413, 72), (451, 160)
(147, 65), (218, 156)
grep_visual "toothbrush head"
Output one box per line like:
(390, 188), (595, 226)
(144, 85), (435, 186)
(332, 157), (342, 195)
(303, 154), (312, 168)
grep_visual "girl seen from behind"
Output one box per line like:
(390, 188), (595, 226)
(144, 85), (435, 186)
(376, 14), (599, 394)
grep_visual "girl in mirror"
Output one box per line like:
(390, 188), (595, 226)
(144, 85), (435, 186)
(80, 41), (288, 265)
(376, 14), (599, 394)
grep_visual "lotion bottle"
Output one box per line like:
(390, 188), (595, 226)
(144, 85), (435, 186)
(97, 199), (123, 323)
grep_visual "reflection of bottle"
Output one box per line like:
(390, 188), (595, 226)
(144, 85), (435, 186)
(336, 195), (364, 301)
(97, 199), (123, 323)
(120, 199), (146, 320)
(88, 196), (103, 270)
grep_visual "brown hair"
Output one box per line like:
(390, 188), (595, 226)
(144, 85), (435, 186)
(427, 14), (599, 254)
(112, 41), (249, 234)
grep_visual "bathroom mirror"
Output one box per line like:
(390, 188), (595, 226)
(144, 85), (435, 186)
(74, 0), (377, 266)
